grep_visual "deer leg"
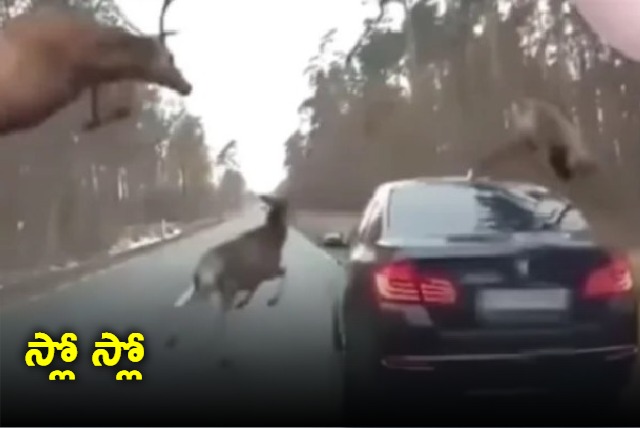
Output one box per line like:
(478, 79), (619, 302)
(234, 288), (257, 309)
(262, 265), (286, 281)
(267, 271), (287, 307)
(90, 85), (100, 123)
(83, 85), (102, 130)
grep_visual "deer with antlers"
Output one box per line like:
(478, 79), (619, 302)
(0, 0), (191, 137)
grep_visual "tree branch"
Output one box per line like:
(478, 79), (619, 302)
(345, 0), (389, 67)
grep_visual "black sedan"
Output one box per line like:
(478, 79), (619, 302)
(324, 177), (638, 414)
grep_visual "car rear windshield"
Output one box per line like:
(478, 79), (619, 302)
(387, 182), (588, 238)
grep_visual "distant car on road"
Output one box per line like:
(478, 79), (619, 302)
(321, 231), (348, 248)
(324, 176), (638, 408)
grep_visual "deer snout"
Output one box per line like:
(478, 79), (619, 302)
(155, 67), (192, 96)
(173, 76), (192, 96)
(176, 75), (193, 96)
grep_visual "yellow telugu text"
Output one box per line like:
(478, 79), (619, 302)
(25, 332), (78, 367)
(26, 331), (145, 381)
(49, 370), (76, 381)
(116, 369), (142, 381)
(92, 332), (145, 367)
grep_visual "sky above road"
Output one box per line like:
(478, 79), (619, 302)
(115, 0), (640, 192)
(115, 0), (370, 192)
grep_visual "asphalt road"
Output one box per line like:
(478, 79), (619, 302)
(1, 208), (345, 425)
(1, 207), (640, 425)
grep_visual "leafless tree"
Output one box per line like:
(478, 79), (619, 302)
(216, 140), (239, 170)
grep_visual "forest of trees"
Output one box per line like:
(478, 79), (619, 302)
(284, 0), (640, 211)
(5, 0), (639, 271)
(0, 0), (246, 272)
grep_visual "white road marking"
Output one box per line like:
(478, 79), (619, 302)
(174, 284), (195, 307)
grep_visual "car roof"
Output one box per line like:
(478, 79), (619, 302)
(376, 176), (550, 200)
(375, 177), (588, 239)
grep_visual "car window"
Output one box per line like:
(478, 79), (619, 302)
(387, 183), (549, 238)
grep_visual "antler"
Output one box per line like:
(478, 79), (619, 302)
(158, 0), (178, 45)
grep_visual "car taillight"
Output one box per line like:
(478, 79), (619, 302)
(373, 261), (457, 305)
(582, 255), (634, 299)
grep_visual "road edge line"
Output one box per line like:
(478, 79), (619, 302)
(0, 214), (242, 309)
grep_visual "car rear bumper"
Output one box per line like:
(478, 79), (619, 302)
(380, 345), (638, 393)
(381, 343), (637, 370)
(379, 344), (637, 391)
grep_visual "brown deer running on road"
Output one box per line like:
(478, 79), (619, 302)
(0, 0), (191, 137)
(184, 196), (289, 367)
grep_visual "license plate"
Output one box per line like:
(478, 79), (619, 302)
(478, 288), (570, 312)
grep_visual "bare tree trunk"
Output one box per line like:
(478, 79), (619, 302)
(400, 0), (418, 99)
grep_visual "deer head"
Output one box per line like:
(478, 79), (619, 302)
(259, 194), (289, 223)
(80, 0), (191, 129)
(86, 0), (191, 95)
(151, 0), (191, 95)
